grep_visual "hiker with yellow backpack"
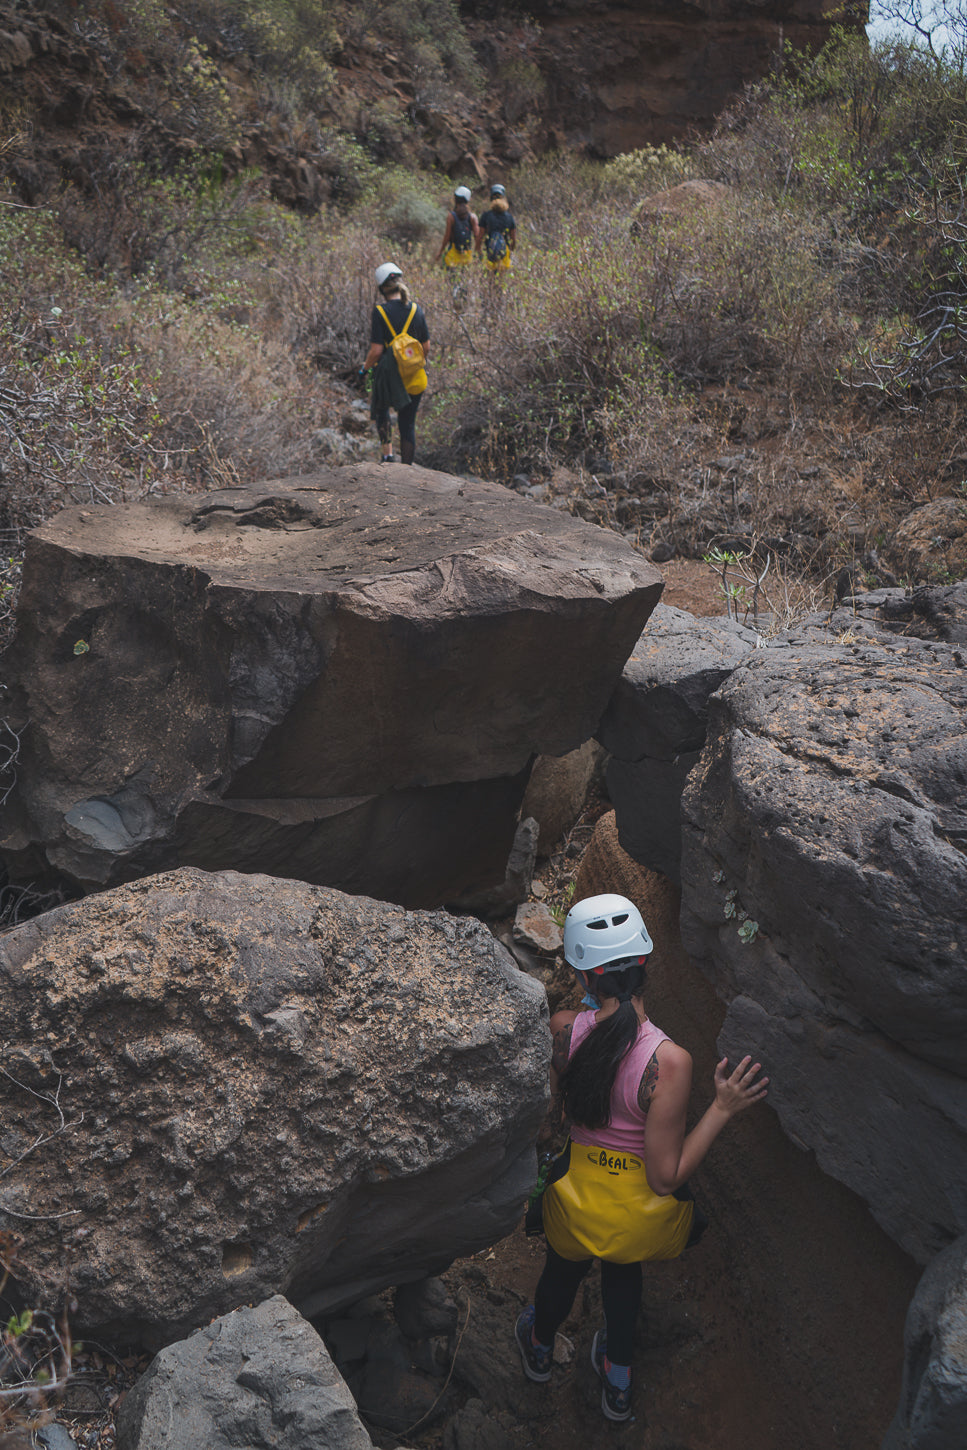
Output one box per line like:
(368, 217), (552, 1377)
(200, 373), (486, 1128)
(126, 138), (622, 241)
(361, 262), (429, 465)
(434, 186), (480, 270)
(476, 183), (516, 273)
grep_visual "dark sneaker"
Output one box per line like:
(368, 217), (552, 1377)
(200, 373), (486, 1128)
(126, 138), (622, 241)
(515, 1307), (553, 1383)
(591, 1328), (633, 1422)
(379, 454), (395, 463)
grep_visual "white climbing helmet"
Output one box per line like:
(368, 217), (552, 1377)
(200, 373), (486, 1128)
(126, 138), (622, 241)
(375, 261), (403, 288)
(490, 183), (506, 198)
(563, 894), (653, 973)
(454, 186), (472, 202)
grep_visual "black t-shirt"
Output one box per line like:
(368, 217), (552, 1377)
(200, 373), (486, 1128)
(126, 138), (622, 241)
(480, 208), (516, 240)
(370, 298), (429, 348)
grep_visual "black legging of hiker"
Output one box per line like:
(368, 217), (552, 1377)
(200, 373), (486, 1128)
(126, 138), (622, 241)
(536, 1246), (641, 1366)
(374, 393), (420, 453)
(362, 264), (429, 465)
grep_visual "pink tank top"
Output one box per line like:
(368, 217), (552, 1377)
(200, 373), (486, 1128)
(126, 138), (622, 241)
(567, 1009), (670, 1155)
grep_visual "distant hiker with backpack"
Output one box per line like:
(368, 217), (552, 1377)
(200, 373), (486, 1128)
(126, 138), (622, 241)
(476, 183), (516, 272)
(360, 262), (429, 466)
(435, 185), (479, 269)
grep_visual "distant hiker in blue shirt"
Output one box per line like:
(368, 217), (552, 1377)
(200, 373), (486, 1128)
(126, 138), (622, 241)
(476, 184), (516, 272)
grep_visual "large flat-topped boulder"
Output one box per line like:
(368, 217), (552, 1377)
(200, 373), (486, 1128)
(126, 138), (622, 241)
(0, 868), (548, 1345)
(0, 466), (661, 903)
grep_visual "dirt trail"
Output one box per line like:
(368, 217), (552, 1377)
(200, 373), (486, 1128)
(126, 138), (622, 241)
(447, 868), (918, 1450)
(438, 564), (919, 1450)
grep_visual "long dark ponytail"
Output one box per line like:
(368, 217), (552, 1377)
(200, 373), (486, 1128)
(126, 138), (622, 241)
(560, 960), (648, 1130)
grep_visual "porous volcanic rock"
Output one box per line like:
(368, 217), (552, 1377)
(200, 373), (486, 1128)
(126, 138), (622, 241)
(0, 466), (661, 906)
(876, 580), (967, 643)
(116, 1295), (374, 1450)
(0, 868), (548, 1344)
(774, 582), (967, 648)
(890, 498), (967, 585)
(883, 1236), (967, 1450)
(680, 636), (967, 1262)
(523, 0), (859, 155)
(595, 603), (760, 883)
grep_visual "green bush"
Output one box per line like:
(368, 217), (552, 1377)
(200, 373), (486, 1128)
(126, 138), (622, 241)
(338, 0), (481, 92)
(498, 57), (546, 125)
(601, 146), (692, 204)
(55, 149), (268, 284)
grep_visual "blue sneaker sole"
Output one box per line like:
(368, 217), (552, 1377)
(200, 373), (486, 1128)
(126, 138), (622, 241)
(591, 1329), (633, 1422)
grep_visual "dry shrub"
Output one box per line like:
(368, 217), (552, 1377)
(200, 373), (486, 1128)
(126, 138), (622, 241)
(415, 223), (663, 475)
(637, 197), (852, 393)
(55, 143), (269, 285)
(419, 179), (850, 486)
(0, 198), (340, 567)
(124, 305), (332, 482)
(271, 218), (382, 379)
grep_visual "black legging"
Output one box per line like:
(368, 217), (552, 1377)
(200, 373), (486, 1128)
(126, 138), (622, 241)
(375, 393), (420, 448)
(533, 1242), (642, 1366)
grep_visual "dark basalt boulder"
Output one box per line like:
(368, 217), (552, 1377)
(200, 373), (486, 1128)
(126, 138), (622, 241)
(882, 1236), (967, 1450)
(680, 635), (967, 1263)
(0, 868), (548, 1344)
(116, 1295), (374, 1450)
(595, 603), (760, 883)
(0, 465), (661, 907)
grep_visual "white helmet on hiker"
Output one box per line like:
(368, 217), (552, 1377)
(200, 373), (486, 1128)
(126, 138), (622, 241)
(375, 261), (403, 288)
(563, 894), (653, 974)
(454, 186), (472, 202)
(490, 183), (506, 198)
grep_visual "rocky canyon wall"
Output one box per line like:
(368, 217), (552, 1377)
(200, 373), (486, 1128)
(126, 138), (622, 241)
(467, 0), (867, 157)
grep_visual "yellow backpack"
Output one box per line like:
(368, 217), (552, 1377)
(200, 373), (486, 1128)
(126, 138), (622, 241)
(376, 303), (428, 396)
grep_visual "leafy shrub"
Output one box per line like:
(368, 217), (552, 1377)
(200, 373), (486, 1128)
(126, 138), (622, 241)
(217, 0), (339, 108)
(338, 0), (481, 92)
(601, 145), (692, 204)
(498, 57), (546, 125)
(309, 128), (380, 206)
(356, 97), (413, 160)
(55, 147), (267, 284)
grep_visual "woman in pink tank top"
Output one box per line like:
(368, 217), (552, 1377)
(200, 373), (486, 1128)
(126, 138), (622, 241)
(515, 893), (768, 1423)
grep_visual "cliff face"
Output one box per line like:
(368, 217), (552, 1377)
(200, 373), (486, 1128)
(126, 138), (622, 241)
(467, 0), (866, 156)
(0, 0), (865, 213)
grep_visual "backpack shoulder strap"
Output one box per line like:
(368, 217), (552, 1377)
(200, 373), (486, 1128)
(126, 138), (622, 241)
(402, 303), (417, 335)
(375, 304), (397, 338)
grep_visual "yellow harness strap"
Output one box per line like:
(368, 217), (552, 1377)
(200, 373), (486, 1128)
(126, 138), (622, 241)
(375, 303), (417, 338)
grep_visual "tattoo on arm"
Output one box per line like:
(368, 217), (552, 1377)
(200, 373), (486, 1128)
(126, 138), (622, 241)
(637, 1051), (660, 1114)
(539, 1023), (574, 1144)
(551, 1023), (573, 1080)
(539, 1084), (565, 1145)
